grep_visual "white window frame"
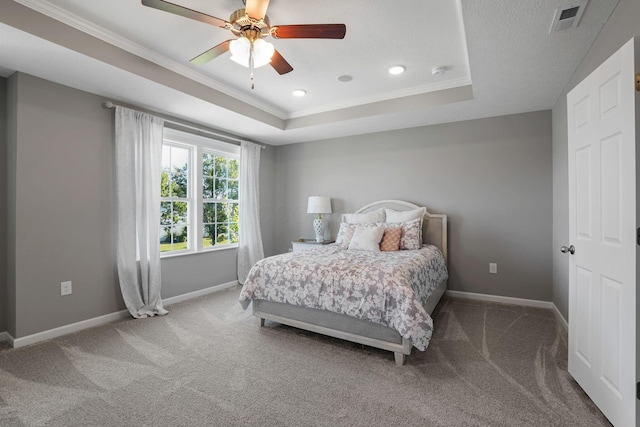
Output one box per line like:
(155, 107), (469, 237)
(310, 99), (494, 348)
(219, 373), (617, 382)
(161, 128), (240, 258)
(160, 141), (193, 255)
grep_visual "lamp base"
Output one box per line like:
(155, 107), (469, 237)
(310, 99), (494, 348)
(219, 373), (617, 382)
(313, 218), (325, 242)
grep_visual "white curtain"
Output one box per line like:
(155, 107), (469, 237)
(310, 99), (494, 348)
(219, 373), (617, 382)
(115, 106), (168, 318)
(237, 141), (265, 284)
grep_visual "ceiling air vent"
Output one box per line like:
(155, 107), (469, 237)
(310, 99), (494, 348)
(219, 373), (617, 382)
(549, 1), (588, 33)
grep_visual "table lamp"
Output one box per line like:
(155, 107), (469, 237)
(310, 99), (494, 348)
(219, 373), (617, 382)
(307, 196), (332, 242)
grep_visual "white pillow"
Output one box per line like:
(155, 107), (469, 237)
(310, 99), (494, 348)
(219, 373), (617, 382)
(343, 208), (385, 224)
(348, 226), (385, 252)
(385, 207), (426, 224)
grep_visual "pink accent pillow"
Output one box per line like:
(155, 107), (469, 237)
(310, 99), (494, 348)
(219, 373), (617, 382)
(380, 227), (402, 252)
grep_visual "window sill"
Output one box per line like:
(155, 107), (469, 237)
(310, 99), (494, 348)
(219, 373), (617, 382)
(160, 244), (238, 259)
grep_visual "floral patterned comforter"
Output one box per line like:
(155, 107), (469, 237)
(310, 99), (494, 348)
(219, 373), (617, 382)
(239, 245), (448, 351)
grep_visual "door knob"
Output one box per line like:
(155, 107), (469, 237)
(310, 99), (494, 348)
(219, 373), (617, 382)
(560, 245), (575, 255)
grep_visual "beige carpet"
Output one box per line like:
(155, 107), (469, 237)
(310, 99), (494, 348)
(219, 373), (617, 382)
(0, 286), (610, 426)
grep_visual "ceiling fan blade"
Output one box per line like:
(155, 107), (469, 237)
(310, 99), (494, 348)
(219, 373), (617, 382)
(271, 24), (346, 39)
(270, 50), (293, 75)
(190, 40), (231, 65)
(244, 0), (270, 20)
(141, 0), (229, 28)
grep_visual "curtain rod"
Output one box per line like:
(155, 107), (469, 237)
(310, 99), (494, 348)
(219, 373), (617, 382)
(102, 101), (267, 149)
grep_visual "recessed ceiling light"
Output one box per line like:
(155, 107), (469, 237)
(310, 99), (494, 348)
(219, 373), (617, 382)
(338, 75), (353, 82)
(388, 65), (405, 75)
(292, 89), (306, 97)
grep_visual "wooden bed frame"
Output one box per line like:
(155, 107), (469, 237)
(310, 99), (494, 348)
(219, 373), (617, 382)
(252, 200), (448, 365)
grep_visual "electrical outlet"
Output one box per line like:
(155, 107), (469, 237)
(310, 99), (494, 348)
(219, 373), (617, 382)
(489, 263), (498, 274)
(61, 281), (72, 296)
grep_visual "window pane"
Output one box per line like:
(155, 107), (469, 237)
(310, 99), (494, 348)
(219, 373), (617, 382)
(214, 178), (226, 199)
(228, 159), (239, 179)
(172, 225), (188, 250)
(171, 166), (188, 197)
(170, 146), (189, 169)
(215, 156), (227, 178)
(202, 153), (214, 176)
(229, 203), (239, 222)
(173, 202), (188, 224)
(203, 177), (214, 199)
(216, 202), (228, 222)
(161, 171), (171, 197)
(203, 202), (215, 223)
(228, 180), (238, 200)
(216, 224), (229, 244)
(229, 222), (239, 243)
(160, 227), (171, 252)
(166, 146), (189, 198)
(160, 202), (173, 225)
(203, 225), (215, 247)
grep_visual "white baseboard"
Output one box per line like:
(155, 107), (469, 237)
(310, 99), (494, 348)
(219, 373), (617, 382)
(9, 280), (240, 349)
(445, 290), (569, 330)
(446, 290), (554, 308)
(551, 303), (569, 331)
(12, 309), (131, 349)
(162, 280), (239, 306)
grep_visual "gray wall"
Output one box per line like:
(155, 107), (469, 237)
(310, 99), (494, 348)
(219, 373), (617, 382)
(273, 111), (553, 301)
(0, 76), (6, 333)
(11, 73), (121, 337)
(551, 0), (640, 320)
(6, 73), (271, 338)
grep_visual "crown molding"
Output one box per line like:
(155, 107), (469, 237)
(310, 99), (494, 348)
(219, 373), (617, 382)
(13, 0), (289, 119)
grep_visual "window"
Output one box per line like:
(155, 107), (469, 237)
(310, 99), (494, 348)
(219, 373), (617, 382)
(160, 129), (240, 255)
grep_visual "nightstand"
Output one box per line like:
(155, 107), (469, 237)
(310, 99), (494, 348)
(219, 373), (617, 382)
(291, 239), (335, 253)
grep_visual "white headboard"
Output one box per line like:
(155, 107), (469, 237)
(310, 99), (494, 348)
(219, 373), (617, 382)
(349, 200), (448, 263)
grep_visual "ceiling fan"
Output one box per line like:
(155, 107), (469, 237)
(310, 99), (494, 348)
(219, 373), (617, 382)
(141, 0), (346, 86)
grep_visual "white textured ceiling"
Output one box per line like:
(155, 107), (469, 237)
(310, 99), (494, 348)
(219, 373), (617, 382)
(0, 0), (620, 145)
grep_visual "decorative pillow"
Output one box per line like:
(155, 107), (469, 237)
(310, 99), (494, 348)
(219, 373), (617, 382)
(343, 208), (385, 224)
(335, 223), (357, 249)
(348, 226), (385, 252)
(379, 227), (402, 252)
(385, 207), (426, 246)
(385, 218), (422, 250)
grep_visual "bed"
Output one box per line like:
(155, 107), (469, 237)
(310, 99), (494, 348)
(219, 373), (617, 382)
(239, 200), (448, 365)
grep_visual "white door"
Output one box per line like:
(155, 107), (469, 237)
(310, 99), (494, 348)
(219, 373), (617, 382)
(566, 37), (638, 427)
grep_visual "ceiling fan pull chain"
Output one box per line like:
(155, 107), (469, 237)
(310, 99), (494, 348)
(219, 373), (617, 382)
(250, 40), (255, 89)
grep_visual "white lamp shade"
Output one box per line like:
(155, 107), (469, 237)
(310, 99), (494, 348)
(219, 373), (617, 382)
(307, 196), (332, 214)
(230, 37), (274, 68)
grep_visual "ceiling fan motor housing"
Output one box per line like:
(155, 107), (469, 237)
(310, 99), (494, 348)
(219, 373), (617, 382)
(230, 9), (270, 40)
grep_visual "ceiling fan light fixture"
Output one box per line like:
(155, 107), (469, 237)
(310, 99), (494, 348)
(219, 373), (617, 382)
(252, 38), (275, 67)
(230, 37), (274, 68)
